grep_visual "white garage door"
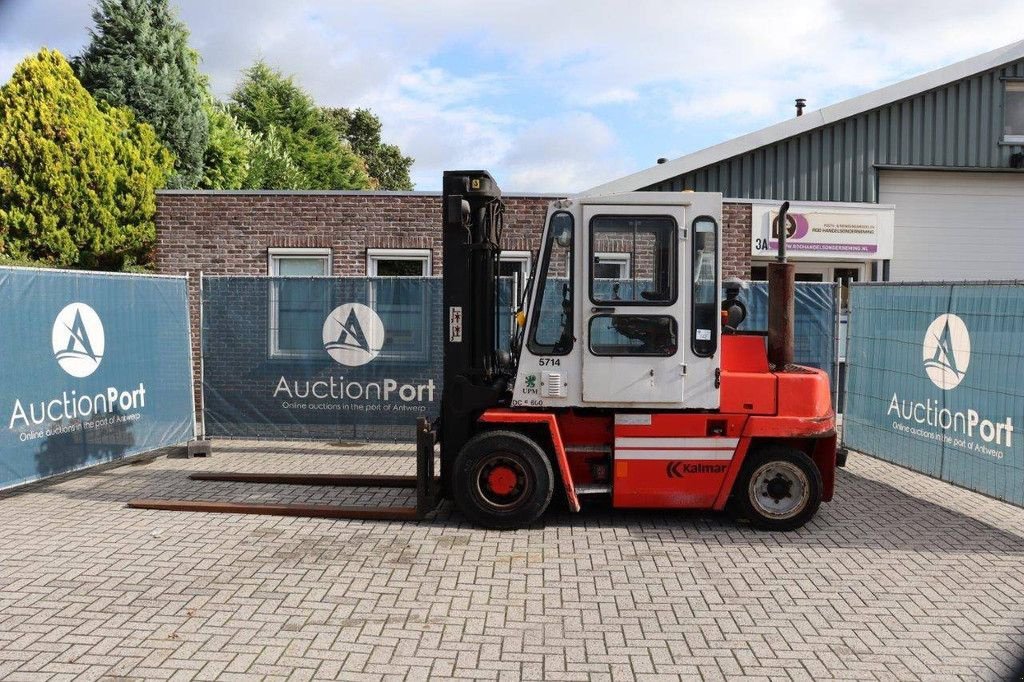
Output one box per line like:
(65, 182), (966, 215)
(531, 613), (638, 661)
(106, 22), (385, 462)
(879, 170), (1024, 281)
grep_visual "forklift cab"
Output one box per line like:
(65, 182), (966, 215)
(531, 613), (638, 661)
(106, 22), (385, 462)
(513, 192), (723, 410)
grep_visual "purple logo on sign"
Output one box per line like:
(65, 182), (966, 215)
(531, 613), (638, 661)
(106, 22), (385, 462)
(772, 212), (810, 240)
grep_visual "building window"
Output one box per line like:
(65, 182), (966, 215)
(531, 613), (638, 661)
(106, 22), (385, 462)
(593, 252), (631, 280)
(366, 249), (431, 362)
(497, 252), (532, 351)
(1004, 81), (1024, 142)
(269, 248), (332, 277)
(267, 248), (331, 358)
(367, 248), (432, 276)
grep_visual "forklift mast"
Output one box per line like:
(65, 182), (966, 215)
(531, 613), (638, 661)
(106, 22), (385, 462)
(440, 171), (509, 483)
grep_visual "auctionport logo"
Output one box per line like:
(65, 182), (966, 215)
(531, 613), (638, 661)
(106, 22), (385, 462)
(322, 303), (385, 367)
(52, 303), (104, 378)
(922, 314), (970, 390)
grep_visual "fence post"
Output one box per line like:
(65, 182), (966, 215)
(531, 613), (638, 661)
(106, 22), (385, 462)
(833, 280), (841, 413)
(839, 282), (856, 449)
(199, 271), (207, 441)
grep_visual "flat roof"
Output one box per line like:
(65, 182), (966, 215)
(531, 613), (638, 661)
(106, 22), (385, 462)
(156, 189), (565, 198)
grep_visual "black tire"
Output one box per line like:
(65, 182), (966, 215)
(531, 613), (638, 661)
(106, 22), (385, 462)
(734, 445), (822, 531)
(451, 430), (554, 530)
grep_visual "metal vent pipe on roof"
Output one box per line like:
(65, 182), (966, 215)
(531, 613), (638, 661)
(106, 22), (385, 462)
(795, 98), (806, 116)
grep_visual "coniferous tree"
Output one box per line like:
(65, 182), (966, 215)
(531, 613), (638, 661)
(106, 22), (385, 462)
(201, 98), (308, 190)
(0, 49), (173, 269)
(324, 107), (414, 190)
(241, 126), (307, 190)
(200, 101), (250, 190)
(230, 61), (372, 190)
(75, 0), (208, 188)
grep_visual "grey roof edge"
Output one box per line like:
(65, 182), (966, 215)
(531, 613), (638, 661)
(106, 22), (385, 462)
(581, 38), (1024, 197)
(156, 189), (566, 198)
(726, 198), (896, 210)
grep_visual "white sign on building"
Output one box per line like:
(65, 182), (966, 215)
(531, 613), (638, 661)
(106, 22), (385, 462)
(749, 202), (895, 261)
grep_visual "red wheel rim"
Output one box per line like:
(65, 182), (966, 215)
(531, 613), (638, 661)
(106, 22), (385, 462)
(486, 465), (518, 496)
(475, 455), (531, 510)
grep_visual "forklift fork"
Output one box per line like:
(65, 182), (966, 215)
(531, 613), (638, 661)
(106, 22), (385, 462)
(127, 419), (442, 521)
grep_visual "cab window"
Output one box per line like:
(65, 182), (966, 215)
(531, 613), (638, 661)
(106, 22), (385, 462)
(590, 215), (676, 305)
(589, 315), (678, 356)
(691, 216), (718, 357)
(528, 211), (574, 355)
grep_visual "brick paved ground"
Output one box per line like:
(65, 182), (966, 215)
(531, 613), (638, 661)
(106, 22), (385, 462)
(0, 441), (1022, 681)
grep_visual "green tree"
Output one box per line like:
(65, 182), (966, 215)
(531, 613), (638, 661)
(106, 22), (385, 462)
(0, 49), (173, 270)
(324, 107), (414, 190)
(200, 101), (251, 190)
(229, 61), (372, 190)
(241, 125), (307, 190)
(74, 0), (208, 188)
(199, 99), (307, 190)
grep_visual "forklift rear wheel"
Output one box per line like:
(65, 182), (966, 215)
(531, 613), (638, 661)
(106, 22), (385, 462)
(452, 430), (554, 530)
(735, 446), (822, 531)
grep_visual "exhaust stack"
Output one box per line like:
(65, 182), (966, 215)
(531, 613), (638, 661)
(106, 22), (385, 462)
(767, 201), (795, 369)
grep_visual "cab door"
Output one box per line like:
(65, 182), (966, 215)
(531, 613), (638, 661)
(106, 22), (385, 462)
(581, 204), (686, 404)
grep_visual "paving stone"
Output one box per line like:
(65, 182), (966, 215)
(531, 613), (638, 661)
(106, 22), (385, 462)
(0, 443), (1021, 680)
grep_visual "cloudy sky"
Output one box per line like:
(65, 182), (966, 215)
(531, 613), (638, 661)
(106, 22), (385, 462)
(1, 1), (1022, 192)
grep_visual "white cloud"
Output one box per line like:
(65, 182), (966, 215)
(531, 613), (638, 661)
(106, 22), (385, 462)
(502, 112), (626, 192)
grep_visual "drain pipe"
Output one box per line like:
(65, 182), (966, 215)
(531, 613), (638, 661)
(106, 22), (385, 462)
(767, 201), (795, 369)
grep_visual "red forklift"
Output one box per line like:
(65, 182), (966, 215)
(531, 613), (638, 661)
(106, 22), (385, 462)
(438, 170), (836, 531)
(131, 170), (838, 531)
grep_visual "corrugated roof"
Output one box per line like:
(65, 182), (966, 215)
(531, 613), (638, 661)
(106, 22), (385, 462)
(581, 39), (1024, 197)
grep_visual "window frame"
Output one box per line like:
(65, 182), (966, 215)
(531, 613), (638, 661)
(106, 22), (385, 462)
(499, 250), (532, 300)
(592, 252), (631, 280)
(527, 210), (575, 357)
(266, 248), (332, 359)
(690, 215), (719, 358)
(268, 247), (332, 277)
(1002, 79), (1024, 144)
(588, 314), (679, 357)
(588, 214), (678, 307)
(366, 248), (432, 276)
(364, 248), (432, 363)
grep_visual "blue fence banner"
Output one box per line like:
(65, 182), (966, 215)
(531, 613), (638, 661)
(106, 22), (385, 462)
(202, 276), (443, 441)
(740, 281), (837, 386)
(0, 267), (195, 490)
(843, 282), (1023, 507)
(203, 276), (838, 441)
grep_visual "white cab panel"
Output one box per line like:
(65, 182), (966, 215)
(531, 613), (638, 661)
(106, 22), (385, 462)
(512, 191), (722, 411)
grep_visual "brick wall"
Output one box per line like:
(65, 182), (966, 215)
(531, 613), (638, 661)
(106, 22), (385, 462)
(722, 201), (751, 280)
(155, 191), (752, 409)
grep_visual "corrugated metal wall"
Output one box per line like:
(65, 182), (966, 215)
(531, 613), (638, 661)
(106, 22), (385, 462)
(646, 59), (1024, 202)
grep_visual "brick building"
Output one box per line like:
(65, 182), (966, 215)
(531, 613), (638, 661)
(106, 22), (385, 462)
(155, 190), (753, 398)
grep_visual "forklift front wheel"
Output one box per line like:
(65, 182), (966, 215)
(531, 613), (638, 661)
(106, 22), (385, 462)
(735, 446), (823, 531)
(452, 430), (554, 530)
